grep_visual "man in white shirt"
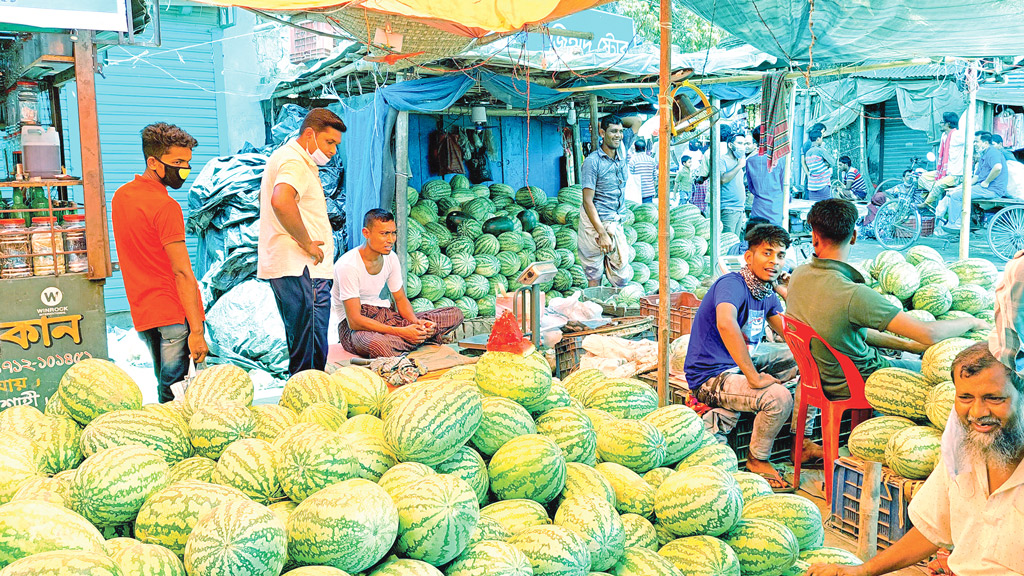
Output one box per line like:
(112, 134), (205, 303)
(919, 111), (966, 209)
(334, 209), (464, 358)
(258, 108), (345, 376)
(807, 341), (1024, 576)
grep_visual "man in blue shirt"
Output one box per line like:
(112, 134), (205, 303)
(578, 114), (642, 287)
(945, 132), (1009, 232)
(719, 132), (749, 237)
(630, 140), (658, 203)
(745, 127), (786, 226)
(685, 224), (823, 490)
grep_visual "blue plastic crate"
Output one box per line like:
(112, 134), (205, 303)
(828, 457), (913, 549)
(727, 410), (852, 466)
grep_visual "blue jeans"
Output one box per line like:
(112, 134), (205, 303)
(269, 268), (333, 376)
(140, 323), (190, 404)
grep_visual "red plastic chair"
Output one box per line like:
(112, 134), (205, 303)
(781, 314), (874, 504)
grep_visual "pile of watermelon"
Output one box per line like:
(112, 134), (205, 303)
(405, 177), (717, 317)
(0, 322), (860, 576)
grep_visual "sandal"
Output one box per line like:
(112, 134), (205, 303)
(748, 467), (796, 493)
(801, 457), (825, 470)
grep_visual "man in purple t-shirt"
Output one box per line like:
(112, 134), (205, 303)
(684, 224), (823, 491)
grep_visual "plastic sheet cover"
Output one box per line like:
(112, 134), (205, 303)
(205, 279), (289, 377)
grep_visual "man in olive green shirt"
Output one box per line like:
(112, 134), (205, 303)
(786, 199), (987, 399)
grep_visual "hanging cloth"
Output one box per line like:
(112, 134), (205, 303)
(1012, 113), (1024, 151)
(428, 130), (465, 176)
(759, 71), (791, 171)
(993, 108), (1015, 149)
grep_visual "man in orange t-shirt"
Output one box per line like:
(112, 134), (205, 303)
(111, 123), (208, 403)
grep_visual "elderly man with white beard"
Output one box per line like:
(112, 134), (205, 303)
(808, 340), (1024, 575)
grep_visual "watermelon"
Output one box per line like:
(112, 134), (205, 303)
(108, 541), (186, 576)
(168, 456), (218, 483)
(741, 493), (824, 550)
(428, 253), (454, 277)
(451, 253), (478, 278)
(885, 426), (942, 479)
(282, 569), (351, 576)
(27, 414), (83, 475)
(466, 515), (513, 547)
(596, 419), (667, 474)
(730, 472), (773, 504)
(476, 351), (552, 405)
(798, 546), (862, 566)
(870, 250), (905, 279)
(377, 462), (435, 500)
(66, 445), (168, 527)
(382, 378), (482, 466)
(912, 283), (952, 316)
(470, 397), (537, 457)
(183, 363), (254, 418)
(443, 274), (467, 300)
(411, 203), (439, 226)
(184, 500), (287, 576)
(949, 258), (999, 288)
(488, 434), (567, 504)
(447, 540), (533, 576)
(211, 438), (282, 504)
(562, 462), (617, 507)
(135, 480), (250, 557)
(879, 261), (920, 300)
(563, 368), (607, 399)
(475, 234), (501, 257)
(280, 370), (347, 414)
(435, 446), (490, 506)
(392, 473), (479, 564)
(554, 495), (626, 570)
(10, 477), (65, 506)
(595, 462), (656, 517)
(0, 550), (124, 576)
(536, 407), (598, 466)
(249, 405), (297, 442)
(922, 338), (974, 384)
(410, 252), (430, 275)
(847, 416), (916, 462)
(722, 518), (799, 576)
(950, 284), (992, 314)
(906, 245), (943, 266)
(524, 384), (573, 417)
(658, 535), (740, 575)
(642, 468), (675, 490)
(330, 366), (387, 418)
(532, 226), (557, 251)
(57, 358), (143, 426)
(510, 524), (591, 576)
(299, 402), (348, 431)
(497, 251), (522, 276)
(641, 405), (704, 465)
(337, 430), (398, 482)
(611, 547), (682, 575)
(864, 368), (931, 420)
(582, 379), (659, 419)
(189, 402), (257, 460)
(674, 443), (740, 473)
(585, 408), (618, 431)
(620, 514), (659, 551)
(926, 380), (955, 430)
(917, 260), (959, 291)
(0, 500), (106, 568)
(480, 499), (550, 536)
(278, 429), (360, 502)
(655, 465), (742, 537)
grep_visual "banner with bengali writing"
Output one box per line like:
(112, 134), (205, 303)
(0, 0), (129, 32)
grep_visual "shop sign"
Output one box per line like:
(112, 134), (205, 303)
(0, 0), (129, 33)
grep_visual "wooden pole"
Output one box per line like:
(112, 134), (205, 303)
(395, 109), (410, 276)
(782, 84), (797, 232)
(960, 61), (978, 259)
(859, 108), (872, 190)
(74, 31), (111, 280)
(571, 107), (584, 186)
(589, 94), (600, 150)
(856, 461), (883, 560)
(709, 97), (722, 275)
(656, 0), (671, 407)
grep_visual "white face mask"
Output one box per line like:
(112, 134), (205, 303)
(306, 141), (330, 166)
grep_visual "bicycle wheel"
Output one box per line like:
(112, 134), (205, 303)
(874, 201), (921, 250)
(987, 205), (1024, 262)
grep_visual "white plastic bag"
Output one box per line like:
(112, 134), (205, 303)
(546, 291), (603, 323)
(624, 171), (643, 204)
(1005, 160), (1024, 200)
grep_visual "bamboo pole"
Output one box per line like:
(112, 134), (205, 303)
(960, 61), (978, 259)
(75, 31), (111, 280)
(656, 0), (671, 407)
(709, 97), (722, 275)
(857, 461), (883, 560)
(395, 109), (410, 276)
(589, 94), (600, 150)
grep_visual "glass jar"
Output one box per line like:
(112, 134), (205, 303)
(30, 217), (64, 276)
(15, 82), (40, 125)
(0, 218), (32, 279)
(63, 214), (87, 273)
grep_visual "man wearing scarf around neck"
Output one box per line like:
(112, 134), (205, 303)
(684, 224), (823, 491)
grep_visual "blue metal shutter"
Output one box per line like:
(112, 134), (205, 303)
(61, 8), (223, 314)
(881, 98), (931, 181)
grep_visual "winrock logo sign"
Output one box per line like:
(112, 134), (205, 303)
(41, 287), (63, 307)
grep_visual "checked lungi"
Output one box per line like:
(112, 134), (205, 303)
(339, 304), (464, 358)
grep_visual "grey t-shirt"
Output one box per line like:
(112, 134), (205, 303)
(581, 128), (637, 221)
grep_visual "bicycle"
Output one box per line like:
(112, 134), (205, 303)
(871, 157), (930, 250)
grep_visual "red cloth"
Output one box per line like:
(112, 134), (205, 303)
(110, 176), (188, 331)
(759, 71), (792, 171)
(936, 129), (953, 180)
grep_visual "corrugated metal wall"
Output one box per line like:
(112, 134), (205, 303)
(881, 98), (932, 181)
(61, 7), (225, 313)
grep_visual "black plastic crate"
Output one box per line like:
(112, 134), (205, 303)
(828, 457), (914, 549)
(726, 410), (853, 466)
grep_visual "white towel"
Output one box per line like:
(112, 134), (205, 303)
(940, 409), (969, 479)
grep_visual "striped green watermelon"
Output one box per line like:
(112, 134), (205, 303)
(428, 253), (454, 277)
(585, 408), (619, 432)
(554, 248), (576, 268)
(642, 405), (704, 465)
(498, 251), (522, 276)
(731, 472), (772, 502)
(392, 473), (479, 564)
(406, 274), (422, 299)
(510, 524), (591, 576)
(595, 462), (655, 517)
(435, 446), (489, 506)
(885, 426), (941, 479)
(211, 438), (282, 504)
(912, 284), (952, 316)
(183, 363), (254, 418)
(476, 351), (552, 406)
(464, 274), (491, 299)
(184, 500), (287, 576)
(287, 479), (398, 573)
(536, 407), (598, 466)
(280, 370), (347, 414)
(937, 310), (974, 321)
(109, 541), (186, 576)
(634, 222), (657, 244)
(66, 445), (168, 526)
(480, 499), (550, 535)
(563, 369), (607, 399)
(596, 419), (667, 474)
(168, 456), (218, 484)
(0, 405), (46, 437)
(337, 414), (383, 437)
(555, 229), (578, 253)
(558, 186), (583, 206)
(489, 434), (566, 504)
(611, 546), (682, 575)
(466, 515), (513, 547)
(412, 298), (436, 313)
(470, 397), (537, 457)
(950, 284), (992, 314)
(455, 295), (480, 319)
(675, 443), (739, 473)
(922, 337), (974, 384)
(379, 381), (428, 421)
(451, 253), (478, 278)
(633, 242), (656, 264)
(582, 379), (658, 419)
(134, 480), (250, 556)
(653, 519), (675, 548)
(498, 231), (525, 252)
(424, 179), (454, 199)
(189, 402), (257, 460)
(448, 236), (475, 255)
(0, 500), (106, 568)
(411, 202), (440, 226)
(554, 495), (626, 571)
(426, 221), (453, 249)
(282, 568), (351, 576)
(949, 258), (999, 288)
(459, 219), (485, 241)
(278, 429), (360, 502)
(741, 494), (824, 550)
(10, 477), (65, 506)
(722, 518), (798, 576)
(516, 186), (547, 208)
(658, 535), (740, 575)
(532, 226), (557, 251)
(444, 275), (467, 299)
(798, 546), (862, 566)
(0, 550), (124, 576)
(847, 416), (916, 462)
(299, 403), (348, 431)
(407, 225), (423, 252)
(620, 514), (658, 551)
(655, 465), (742, 537)
(27, 414), (83, 475)
(906, 245), (943, 266)
(382, 378), (482, 466)
(475, 254), (502, 277)
(864, 368), (931, 420)
(879, 261), (920, 300)
(57, 358), (143, 427)
(525, 384), (573, 416)
(926, 380), (955, 430)
(916, 260), (959, 291)
(272, 422), (330, 453)
(447, 540), (533, 576)
(475, 234), (501, 256)
(338, 430), (398, 482)
(642, 468), (675, 490)
(870, 250), (905, 279)
(330, 366), (387, 418)
(562, 462), (617, 507)
(410, 251), (430, 276)
(377, 461), (435, 499)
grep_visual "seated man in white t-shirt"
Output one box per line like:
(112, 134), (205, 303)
(333, 209), (464, 358)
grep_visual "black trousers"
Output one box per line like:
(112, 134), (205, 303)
(268, 268), (333, 376)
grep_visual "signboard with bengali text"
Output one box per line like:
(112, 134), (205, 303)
(0, 275), (107, 412)
(0, 0), (129, 32)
